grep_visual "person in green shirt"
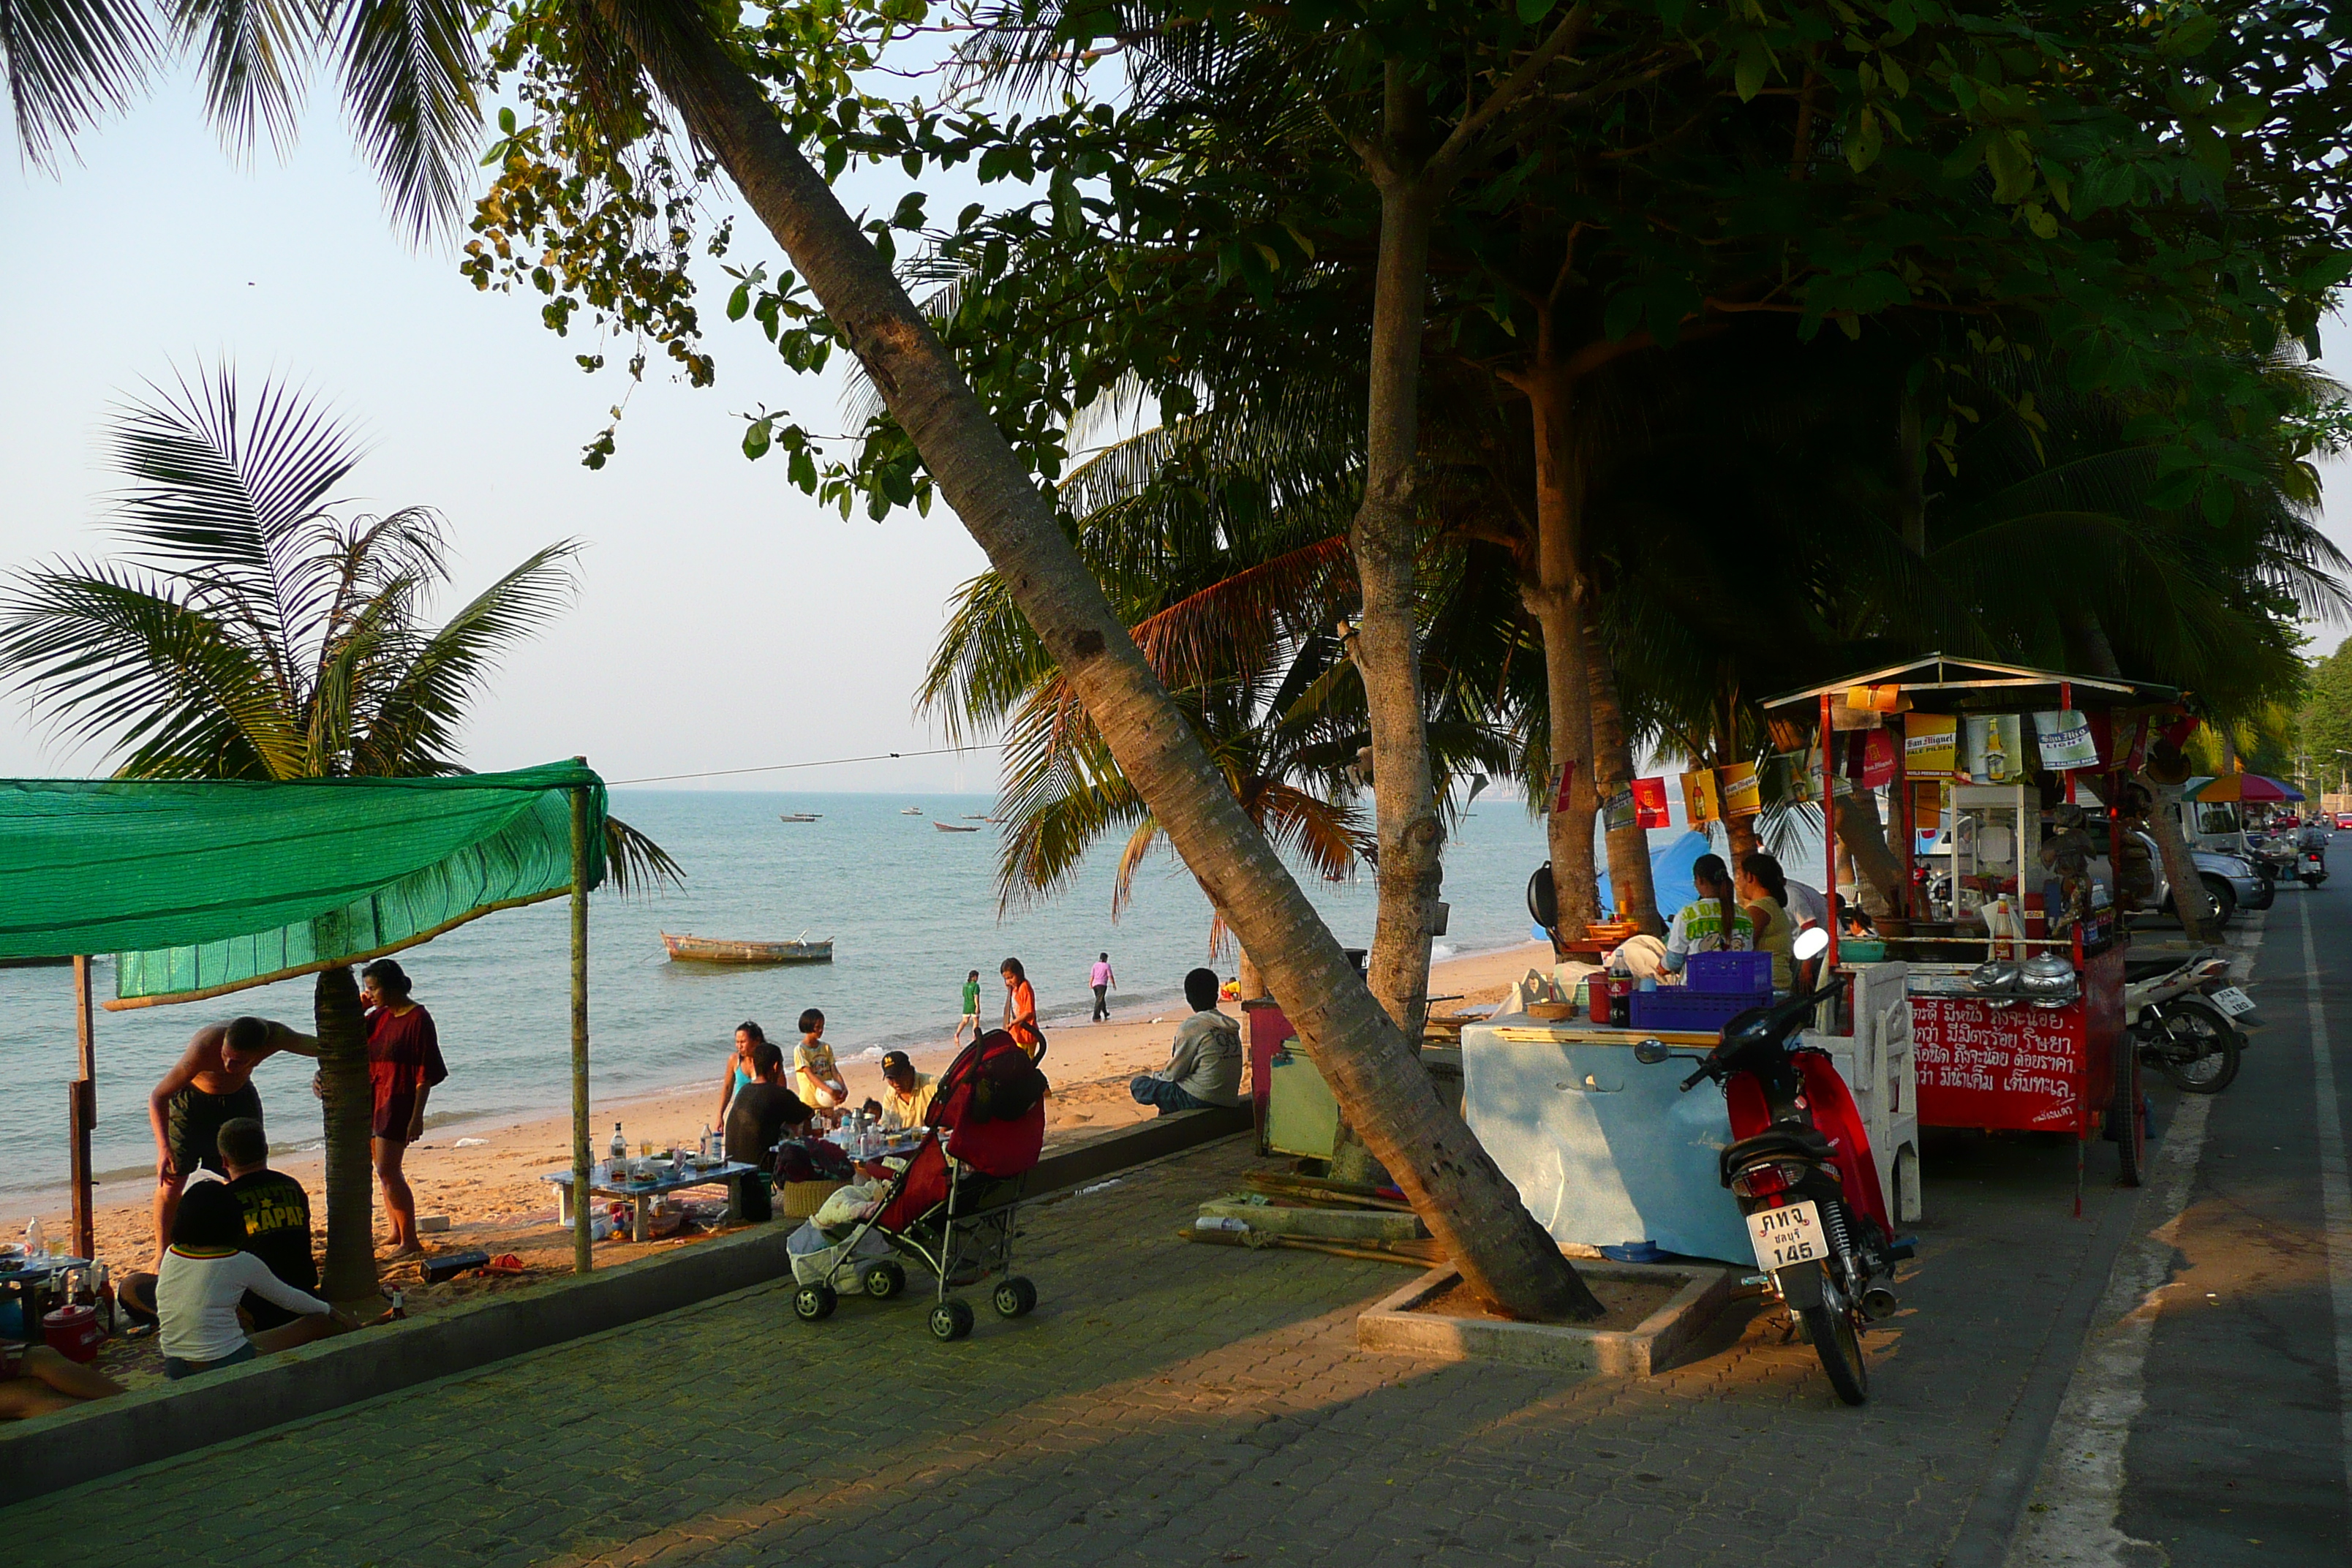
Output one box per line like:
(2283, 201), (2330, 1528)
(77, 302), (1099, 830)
(953, 969), (982, 1045)
(1660, 854), (1756, 973)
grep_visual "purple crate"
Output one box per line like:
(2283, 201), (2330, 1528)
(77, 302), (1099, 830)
(1683, 950), (1774, 995)
(1626, 988), (1771, 1034)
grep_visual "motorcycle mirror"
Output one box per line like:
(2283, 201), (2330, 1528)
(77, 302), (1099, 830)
(1793, 925), (1832, 962)
(1632, 1038), (1671, 1065)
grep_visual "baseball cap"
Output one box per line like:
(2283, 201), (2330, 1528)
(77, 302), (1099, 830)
(881, 1050), (913, 1071)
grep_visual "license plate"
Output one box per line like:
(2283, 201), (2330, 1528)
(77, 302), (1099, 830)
(2210, 987), (2256, 1017)
(1746, 1200), (1827, 1272)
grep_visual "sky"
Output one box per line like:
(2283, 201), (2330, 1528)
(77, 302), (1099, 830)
(6, 69), (2352, 794)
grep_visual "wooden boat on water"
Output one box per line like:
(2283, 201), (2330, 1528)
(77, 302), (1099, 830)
(900, 807), (923, 815)
(777, 813), (821, 823)
(661, 932), (834, 965)
(933, 820), (981, 832)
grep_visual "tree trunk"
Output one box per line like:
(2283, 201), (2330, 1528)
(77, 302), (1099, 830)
(1521, 362), (1600, 938)
(1832, 787), (1907, 919)
(314, 964), (377, 1304)
(1583, 603), (1662, 933)
(2140, 775), (2220, 941)
(1349, 101), (1447, 1048)
(614, 12), (1600, 1320)
(1726, 814), (1761, 859)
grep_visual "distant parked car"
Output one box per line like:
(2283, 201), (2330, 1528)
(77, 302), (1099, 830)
(2335, 811), (2352, 830)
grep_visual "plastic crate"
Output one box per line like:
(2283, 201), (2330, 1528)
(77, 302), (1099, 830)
(1626, 987), (1771, 1033)
(1683, 950), (1774, 995)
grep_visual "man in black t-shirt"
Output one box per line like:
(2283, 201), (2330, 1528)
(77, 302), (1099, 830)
(216, 1117), (317, 1329)
(725, 1042), (812, 1221)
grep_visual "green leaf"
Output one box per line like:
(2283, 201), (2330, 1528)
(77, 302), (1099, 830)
(727, 284), (750, 322)
(1735, 42), (1772, 103)
(742, 418), (772, 461)
(1518, 0), (1558, 21)
(1847, 106), (1884, 173)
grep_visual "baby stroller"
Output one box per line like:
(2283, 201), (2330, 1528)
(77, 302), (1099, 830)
(788, 1028), (1047, 1340)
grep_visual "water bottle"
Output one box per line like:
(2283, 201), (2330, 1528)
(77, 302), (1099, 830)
(25, 1218), (45, 1261)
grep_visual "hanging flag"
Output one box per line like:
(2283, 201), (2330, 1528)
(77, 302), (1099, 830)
(2034, 709), (2098, 771)
(1602, 788), (1638, 832)
(1861, 729), (1899, 788)
(1551, 759), (1577, 814)
(1720, 762), (1761, 817)
(1964, 714), (2024, 784)
(1911, 778), (1945, 836)
(1681, 768), (1721, 825)
(1632, 777), (1670, 828)
(1904, 712), (1960, 777)
(1781, 749), (1817, 804)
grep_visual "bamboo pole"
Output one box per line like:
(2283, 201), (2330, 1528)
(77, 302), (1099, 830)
(570, 767), (593, 1275)
(70, 956), (96, 1260)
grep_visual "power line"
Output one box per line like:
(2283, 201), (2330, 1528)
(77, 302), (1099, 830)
(606, 742), (1001, 788)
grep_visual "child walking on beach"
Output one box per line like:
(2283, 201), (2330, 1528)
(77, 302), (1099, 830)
(952, 970), (981, 1045)
(794, 1009), (849, 1123)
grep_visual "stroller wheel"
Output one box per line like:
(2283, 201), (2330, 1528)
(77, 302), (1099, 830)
(992, 1275), (1038, 1319)
(864, 1262), (907, 1300)
(928, 1298), (975, 1342)
(793, 1284), (838, 1322)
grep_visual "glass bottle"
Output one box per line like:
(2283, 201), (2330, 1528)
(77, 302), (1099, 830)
(610, 1123), (627, 1175)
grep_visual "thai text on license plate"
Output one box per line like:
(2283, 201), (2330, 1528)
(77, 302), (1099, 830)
(2209, 987), (2256, 1017)
(1746, 1200), (1826, 1272)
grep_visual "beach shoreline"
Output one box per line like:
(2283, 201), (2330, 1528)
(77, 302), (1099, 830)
(12, 939), (1553, 1248)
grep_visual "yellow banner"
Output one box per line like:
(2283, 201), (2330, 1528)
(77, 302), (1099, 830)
(1719, 761), (1760, 817)
(1904, 712), (1959, 777)
(1681, 769), (1721, 825)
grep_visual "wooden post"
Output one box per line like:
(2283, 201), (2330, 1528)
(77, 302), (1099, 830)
(70, 956), (96, 1260)
(1821, 693), (1841, 976)
(570, 766), (594, 1275)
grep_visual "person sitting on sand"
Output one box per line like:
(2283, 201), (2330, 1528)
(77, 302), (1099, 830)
(362, 959), (448, 1258)
(148, 1014), (319, 1268)
(0, 1338), (124, 1420)
(715, 1020), (768, 1126)
(1129, 968), (1245, 1116)
(793, 1009), (848, 1122)
(156, 1182), (358, 1380)
(876, 1051), (936, 1130)
(121, 1116), (316, 1335)
(724, 1041), (811, 1223)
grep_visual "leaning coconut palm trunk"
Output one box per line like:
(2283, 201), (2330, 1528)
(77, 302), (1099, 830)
(600, 3), (1599, 1319)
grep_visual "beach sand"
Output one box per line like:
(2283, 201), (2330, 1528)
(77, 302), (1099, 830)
(33, 941), (1551, 1384)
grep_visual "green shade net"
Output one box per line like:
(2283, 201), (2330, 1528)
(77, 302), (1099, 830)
(0, 761), (606, 1004)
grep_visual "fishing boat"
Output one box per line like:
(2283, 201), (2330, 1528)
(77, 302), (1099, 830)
(661, 932), (834, 965)
(900, 807), (923, 815)
(777, 813), (821, 823)
(933, 821), (981, 833)
(962, 813), (991, 819)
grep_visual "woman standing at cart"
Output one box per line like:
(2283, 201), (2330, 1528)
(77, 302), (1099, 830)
(1736, 853), (1799, 993)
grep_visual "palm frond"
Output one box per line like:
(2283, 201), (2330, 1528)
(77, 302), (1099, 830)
(604, 813), (683, 894)
(334, 0), (483, 238)
(167, 0), (312, 155)
(1, 0), (154, 165)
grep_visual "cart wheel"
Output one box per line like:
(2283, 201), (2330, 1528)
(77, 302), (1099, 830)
(928, 1298), (975, 1342)
(992, 1275), (1038, 1319)
(793, 1283), (837, 1322)
(864, 1261), (906, 1300)
(2111, 1045), (2146, 1188)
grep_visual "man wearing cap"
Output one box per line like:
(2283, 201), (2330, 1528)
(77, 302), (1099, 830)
(877, 1051), (937, 1131)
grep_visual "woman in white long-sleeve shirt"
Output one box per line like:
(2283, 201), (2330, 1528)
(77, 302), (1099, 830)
(157, 1180), (353, 1379)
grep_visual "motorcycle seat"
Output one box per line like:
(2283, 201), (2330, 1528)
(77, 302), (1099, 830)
(1720, 1127), (1834, 1187)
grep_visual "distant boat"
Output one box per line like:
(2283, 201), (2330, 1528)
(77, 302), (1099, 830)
(778, 813), (821, 823)
(933, 821), (981, 833)
(900, 807), (923, 815)
(661, 932), (834, 965)
(962, 813), (991, 820)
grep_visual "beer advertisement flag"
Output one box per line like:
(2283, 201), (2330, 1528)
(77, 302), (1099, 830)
(1632, 777), (1671, 828)
(1720, 761), (1761, 816)
(1602, 788), (1637, 832)
(2034, 709), (2098, 771)
(1552, 758), (1577, 813)
(1904, 712), (1960, 777)
(1681, 767), (1721, 824)
(1964, 714), (2025, 784)
(1861, 728), (1899, 788)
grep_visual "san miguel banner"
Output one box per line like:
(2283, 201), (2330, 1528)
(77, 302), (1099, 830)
(1632, 777), (1671, 828)
(1719, 761), (1761, 816)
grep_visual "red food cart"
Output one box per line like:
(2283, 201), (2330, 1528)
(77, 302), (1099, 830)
(1764, 657), (2186, 1195)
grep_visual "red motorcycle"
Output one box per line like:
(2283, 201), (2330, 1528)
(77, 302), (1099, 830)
(1635, 929), (1912, 1405)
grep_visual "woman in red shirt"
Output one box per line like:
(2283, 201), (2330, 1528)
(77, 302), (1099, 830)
(361, 958), (448, 1256)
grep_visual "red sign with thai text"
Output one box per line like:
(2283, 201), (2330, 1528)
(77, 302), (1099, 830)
(1910, 948), (2122, 1134)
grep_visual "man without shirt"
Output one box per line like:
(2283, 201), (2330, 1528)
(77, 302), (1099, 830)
(147, 1017), (318, 1269)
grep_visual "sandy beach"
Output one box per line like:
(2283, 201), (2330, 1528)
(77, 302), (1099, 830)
(28, 941), (1551, 1382)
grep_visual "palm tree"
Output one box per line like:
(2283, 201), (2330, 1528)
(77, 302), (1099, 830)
(1, 0), (1605, 1322)
(0, 364), (677, 1302)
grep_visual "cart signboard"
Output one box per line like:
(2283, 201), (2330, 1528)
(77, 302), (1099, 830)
(1910, 948), (2125, 1134)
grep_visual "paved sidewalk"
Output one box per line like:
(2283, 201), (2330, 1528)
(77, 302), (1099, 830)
(4, 1093), (2155, 1568)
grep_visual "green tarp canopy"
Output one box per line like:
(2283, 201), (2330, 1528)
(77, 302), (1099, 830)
(0, 761), (606, 1006)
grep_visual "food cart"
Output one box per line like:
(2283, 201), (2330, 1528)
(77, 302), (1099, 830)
(1763, 656), (2185, 1196)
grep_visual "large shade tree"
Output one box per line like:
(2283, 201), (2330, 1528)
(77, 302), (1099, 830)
(0, 367), (676, 1302)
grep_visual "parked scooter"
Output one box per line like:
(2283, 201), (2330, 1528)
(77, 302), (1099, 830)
(2127, 950), (2258, 1093)
(1633, 927), (1910, 1406)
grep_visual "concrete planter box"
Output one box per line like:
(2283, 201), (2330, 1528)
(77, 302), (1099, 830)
(1357, 1259), (1735, 1378)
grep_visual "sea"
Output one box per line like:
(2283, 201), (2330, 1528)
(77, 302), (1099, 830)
(0, 789), (1569, 1207)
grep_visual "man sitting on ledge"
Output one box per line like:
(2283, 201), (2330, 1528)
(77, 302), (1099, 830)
(1129, 968), (1245, 1117)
